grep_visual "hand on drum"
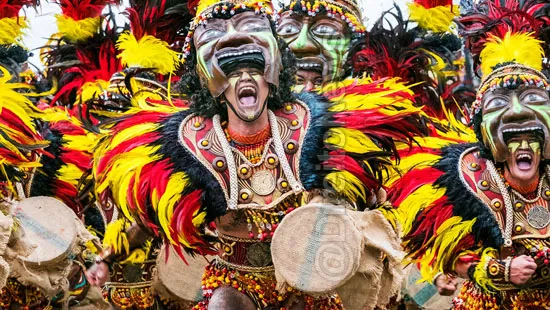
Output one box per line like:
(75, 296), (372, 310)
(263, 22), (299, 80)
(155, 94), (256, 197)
(434, 274), (457, 296)
(86, 262), (110, 287)
(510, 255), (537, 285)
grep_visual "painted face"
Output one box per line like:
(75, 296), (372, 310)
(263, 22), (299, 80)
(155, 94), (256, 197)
(223, 67), (270, 122)
(506, 134), (542, 183)
(480, 86), (550, 163)
(193, 11), (281, 98)
(293, 69), (323, 93)
(277, 11), (350, 84)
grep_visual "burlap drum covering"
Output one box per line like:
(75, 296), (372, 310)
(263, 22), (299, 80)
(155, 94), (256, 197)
(272, 203), (404, 310)
(152, 244), (211, 304)
(7, 196), (98, 299)
(0, 210), (14, 288)
(272, 204), (362, 294)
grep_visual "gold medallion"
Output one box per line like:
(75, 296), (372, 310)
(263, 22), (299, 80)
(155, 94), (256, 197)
(250, 170), (276, 196)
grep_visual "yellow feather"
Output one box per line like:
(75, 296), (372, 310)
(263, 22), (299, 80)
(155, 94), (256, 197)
(110, 123), (160, 149)
(117, 32), (180, 75)
(157, 172), (189, 245)
(408, 3), (458, 33)
(79, 80), (110, 104)
(326, 128), (381, 153)
(418, 217), (476, 281)
(326, 78), (420, 114)
(97, 145), (161, 221)
(0, 17), (27, 45)
(55, 15), (100, 42)
(397, 184), (445, 236)
(63, 132), (97, 152)
(473, 248), (499, 291)
(196, 0), (221, 16)
(325, 171), (367, 202)
(480, 32), (544, 75)
(103, 219), (130, 255)
(384, 153), (440, 187)
(58, 163), (85, 186)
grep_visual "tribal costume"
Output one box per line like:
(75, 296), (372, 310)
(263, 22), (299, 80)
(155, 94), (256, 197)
(93, 0), (428, 308)
(393, 1), (550, 309)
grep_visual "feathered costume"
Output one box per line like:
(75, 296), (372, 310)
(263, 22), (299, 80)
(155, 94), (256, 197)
(349, 3), (472, 119)
(94, 0), (426, 304)
(393, 1), (550, 309)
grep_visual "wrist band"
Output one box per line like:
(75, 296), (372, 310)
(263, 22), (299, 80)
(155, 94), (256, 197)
(504, 257), (512, 283)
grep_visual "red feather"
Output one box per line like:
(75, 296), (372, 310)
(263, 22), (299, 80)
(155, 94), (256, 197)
(54, 0), (119, 21)
(414, 0), (453, 8)
(0, 0), (37, 19)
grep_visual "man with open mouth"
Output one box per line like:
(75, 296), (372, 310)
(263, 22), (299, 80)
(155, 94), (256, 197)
(396, 1), (550, 308)
(91, 0), (429, 308)
(276, 0), (365, 92)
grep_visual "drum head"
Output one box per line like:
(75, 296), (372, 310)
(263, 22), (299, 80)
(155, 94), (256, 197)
(271, 204), (362, 294)
(12, 196), (77, 266)
(155, 244), (210, 303)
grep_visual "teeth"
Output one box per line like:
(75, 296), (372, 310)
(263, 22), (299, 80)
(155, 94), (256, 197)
(218, 49), (262, 59)
(517, 154), (532, 160)
(502, 126), (543, 133)
(297, 63), (322, 68)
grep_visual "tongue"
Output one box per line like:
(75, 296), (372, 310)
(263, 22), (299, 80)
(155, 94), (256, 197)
(240, 96), (255, 106)
(517, 160), (531, 170)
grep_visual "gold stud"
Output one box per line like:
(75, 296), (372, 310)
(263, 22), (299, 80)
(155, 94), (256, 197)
(240, 167), (248, 174)
(217, 161), (224, 168)
(194, 121), (201, 127)
(285, 105), (292, 111)
(241, 193), (249, 200)
(481, 181), (488, 187)
(291, 120), (298, 126)
(287, 143), (295, 150)
(281, 181), (288, 188)
(201, 140), (209, 146)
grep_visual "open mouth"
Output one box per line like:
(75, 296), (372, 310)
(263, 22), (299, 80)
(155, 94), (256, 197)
(237, 85), (257, 106)
(503, 126), (544, 171)
(217, 48), (265, 76)
(516, 153), (533, 170)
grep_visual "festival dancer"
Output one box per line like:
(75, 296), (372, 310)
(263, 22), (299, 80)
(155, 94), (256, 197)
(276, 0), (365, 92)
(89, 0), (429, 308)
(393, 0), (550, 308)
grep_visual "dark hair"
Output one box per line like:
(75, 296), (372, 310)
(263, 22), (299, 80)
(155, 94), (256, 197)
(177, 17), (296, 119)
(0, 45), (29, 77)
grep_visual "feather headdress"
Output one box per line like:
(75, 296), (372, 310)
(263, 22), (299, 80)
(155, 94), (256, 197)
(55, 0), (119, 42)
(116, 0), (190, 75)
(350, 5), (472, 119)
(408, 0), (459, 33)
(457, 0), (550, 115)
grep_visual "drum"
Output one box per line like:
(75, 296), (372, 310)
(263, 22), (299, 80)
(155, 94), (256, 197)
(11, 196), (77, 267)
(271, 203), (362, 294)
(153, 244), (211, 303)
